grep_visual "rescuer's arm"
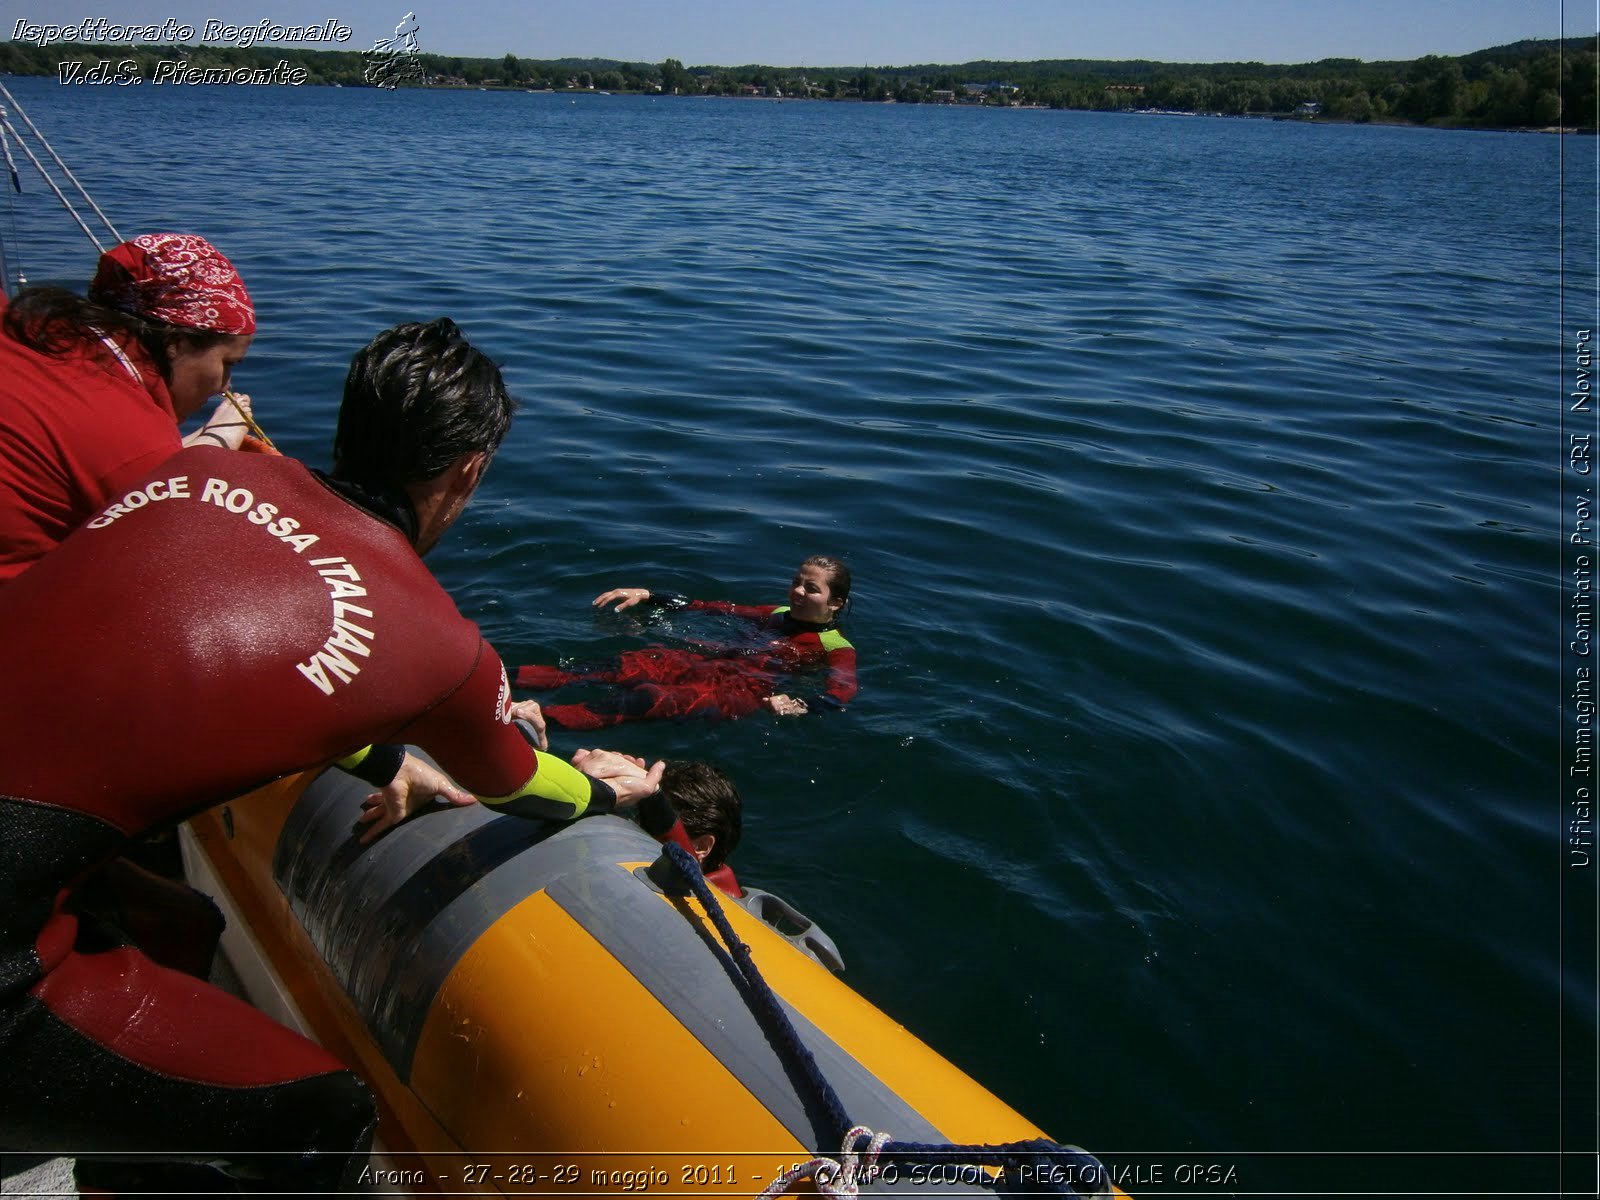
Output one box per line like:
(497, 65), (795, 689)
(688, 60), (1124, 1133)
(393, 642), (661, 825)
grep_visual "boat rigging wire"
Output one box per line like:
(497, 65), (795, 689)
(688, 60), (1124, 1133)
(0, 80), (121, 249)
(0, 80), (123, 295)
(0, 109), (112, 259)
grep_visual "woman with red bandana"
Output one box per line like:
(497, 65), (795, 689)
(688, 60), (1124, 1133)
(515, 556), (858, 728)
(0, 235), (277, 990)
(0, 232), (258, 584)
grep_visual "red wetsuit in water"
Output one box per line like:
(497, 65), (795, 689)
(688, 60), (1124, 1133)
(516, 593), (857, 729)
(0, 446), (616, 1193)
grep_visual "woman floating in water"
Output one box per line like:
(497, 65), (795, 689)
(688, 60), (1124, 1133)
(515, 555), (856, 729)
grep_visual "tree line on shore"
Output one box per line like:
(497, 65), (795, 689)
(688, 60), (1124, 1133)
(1, 36), (1593, 129)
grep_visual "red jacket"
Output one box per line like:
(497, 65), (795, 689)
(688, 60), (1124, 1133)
(0, 328), (180, 583)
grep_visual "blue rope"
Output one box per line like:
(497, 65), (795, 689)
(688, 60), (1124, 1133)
(661, 842), (1110, 1197)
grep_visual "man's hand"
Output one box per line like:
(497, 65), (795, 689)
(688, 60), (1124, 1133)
(507, 699), (549, 750)
(570, 747), (664, 810)
(357, 752), (475, 844)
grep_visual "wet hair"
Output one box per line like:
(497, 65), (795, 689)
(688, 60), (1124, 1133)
(333, 318), (515, 490)
(660, 760), (742, 872)
(801, 554), (851, 608)
(3, 286), (231, 380)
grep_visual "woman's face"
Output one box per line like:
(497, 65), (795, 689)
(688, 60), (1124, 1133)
(166, 333), (252, 419)
(787, 563), (842, 623)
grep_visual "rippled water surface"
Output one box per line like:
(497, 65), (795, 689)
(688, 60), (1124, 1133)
(2, 76), (1583, 1192)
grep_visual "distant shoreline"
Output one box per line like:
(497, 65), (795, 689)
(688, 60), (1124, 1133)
(1, 33), (1594, 132)
(401, 82), (1599, 135)
(5, 72), (1589, 135)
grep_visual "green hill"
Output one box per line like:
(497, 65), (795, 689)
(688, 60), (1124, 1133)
(1, 34), (1593, 128)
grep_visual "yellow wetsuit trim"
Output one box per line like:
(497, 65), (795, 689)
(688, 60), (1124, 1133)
(480, 749), (600, 821)
(774, 606), (853, 651)
(335, 745), (374, 771)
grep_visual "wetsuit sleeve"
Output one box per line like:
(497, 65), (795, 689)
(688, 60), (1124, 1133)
(400, 641), (617, 821)
(658, 816), (697, 854)
(684, 598), (780, 620)
(706, 862), (742, 897)
(821, 635), (858, 708)
(647, 592), (776, 621)
(333, 743), (406, 787)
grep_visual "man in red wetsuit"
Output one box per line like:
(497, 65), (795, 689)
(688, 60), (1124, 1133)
(0, 318), (662, 1194)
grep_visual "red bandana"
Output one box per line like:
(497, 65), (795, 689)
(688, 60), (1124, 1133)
(89, 233), (256, 336)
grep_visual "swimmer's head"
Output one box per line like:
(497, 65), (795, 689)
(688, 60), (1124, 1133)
(789, 554), (850, 623)
(661, 761), (742, 871)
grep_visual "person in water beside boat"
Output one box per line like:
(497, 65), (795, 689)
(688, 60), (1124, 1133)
(0, 317), (665, 1195)
(514, 555), (857, 729)
(473, 704), (743, 896)
(571, 749), (744, 897)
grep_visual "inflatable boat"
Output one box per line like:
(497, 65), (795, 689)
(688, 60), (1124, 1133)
(179, 755), (1118, 1196)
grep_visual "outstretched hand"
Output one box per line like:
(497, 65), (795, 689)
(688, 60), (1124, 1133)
(570, 746), (664, 810)
(766, 693), (809, 716)
(593, 587), (650, 611)
(357, 752), (476, 844)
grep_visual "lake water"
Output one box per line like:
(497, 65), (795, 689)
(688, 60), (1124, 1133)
(1, 74), (1588, 1196)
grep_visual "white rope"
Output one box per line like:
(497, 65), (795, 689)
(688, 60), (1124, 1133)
(757, 1126), (893, 1198)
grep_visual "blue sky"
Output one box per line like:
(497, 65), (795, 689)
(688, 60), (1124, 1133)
(4, 1), (1590, 65)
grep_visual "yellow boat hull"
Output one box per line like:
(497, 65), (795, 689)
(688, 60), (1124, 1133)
(183, 761), (1113, 1196)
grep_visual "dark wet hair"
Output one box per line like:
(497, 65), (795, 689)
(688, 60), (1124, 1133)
(801, 554), (851, 607)
(661, 760), (742, 872)
(3, 286), (231, 381)
(333, 318), (515, 489)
